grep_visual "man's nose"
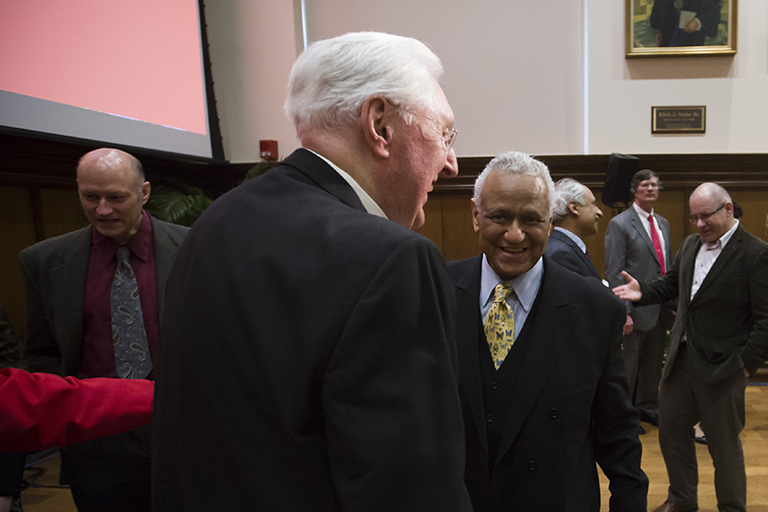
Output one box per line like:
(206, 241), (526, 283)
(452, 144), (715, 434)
(438, 147), (459, 178)
(95, 200), (112, 215)
(504, 221), (525, 243)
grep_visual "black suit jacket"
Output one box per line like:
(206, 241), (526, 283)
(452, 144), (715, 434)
(544, 229), (600, 279)
(18, 214), (188, 491)
(19, 215), (188, 376)
(650, 0), (721, 46)
(449, 256), (647, 512)
(152, 149), (471, 511)
(639, 224), (768, 383)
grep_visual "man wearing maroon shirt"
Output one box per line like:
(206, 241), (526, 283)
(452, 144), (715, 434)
(19, 148), (188, 512)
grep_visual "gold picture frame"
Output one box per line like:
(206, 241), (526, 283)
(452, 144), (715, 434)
(626, 0), (737, 57)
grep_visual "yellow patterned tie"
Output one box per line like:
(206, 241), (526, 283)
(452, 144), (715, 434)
(484, 283), (515, 370)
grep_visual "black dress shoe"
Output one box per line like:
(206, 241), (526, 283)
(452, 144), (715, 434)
(695, 435), (707, 445)
(639, 411), (659, 426)
(651, 500), (699, 512)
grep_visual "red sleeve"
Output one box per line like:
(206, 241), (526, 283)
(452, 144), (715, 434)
(0, 368), (154, 452)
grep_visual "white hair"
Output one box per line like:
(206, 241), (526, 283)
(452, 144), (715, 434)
(284, 32), (444, 132)
(552, 178), (585, 225)
(473, 151), (556, 216)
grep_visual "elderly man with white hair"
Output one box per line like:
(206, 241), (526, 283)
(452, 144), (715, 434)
(152, 32), (470, 511)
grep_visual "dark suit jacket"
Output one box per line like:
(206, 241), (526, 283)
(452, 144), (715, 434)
(449, 255), (647, 512)
(152, 149), (471, 511)
(650, 0), (721, 46)
(19, 215), (188, 376)
(605, 207), (672, 331)
(639, 224), (768, 384)
(544, 229), (600, 279)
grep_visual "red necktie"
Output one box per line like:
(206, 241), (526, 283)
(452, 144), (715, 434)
(648, 214), (665, 275)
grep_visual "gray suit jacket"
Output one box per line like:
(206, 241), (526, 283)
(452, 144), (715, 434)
(639, 224), (768, 384)
(20, 215), (188, 376)
(605, 206), (672, 331)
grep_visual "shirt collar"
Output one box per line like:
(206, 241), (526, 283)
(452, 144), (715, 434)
(553, 226), (586, 253)
(304, 148), (388, 220)
(91, 211), (153, 264)
(632, 201), (654, 218)
(708, 219), (739, 250)
(480, 254), (544, 314)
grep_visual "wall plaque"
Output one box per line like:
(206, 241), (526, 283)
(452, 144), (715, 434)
(652, 106), (706, 134)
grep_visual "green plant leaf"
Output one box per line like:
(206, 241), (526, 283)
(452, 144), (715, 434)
(145, 184), (213, 227)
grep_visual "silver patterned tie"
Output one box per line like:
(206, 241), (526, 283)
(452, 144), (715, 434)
(111, 246), (152, 379)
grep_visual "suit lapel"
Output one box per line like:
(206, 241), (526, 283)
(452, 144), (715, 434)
(494, 260), (580, 467)
(454, 256), (489, 455)
(691, 226), (742, 303)
(661, 217), (673, 265)
(629, 208), (660, 267)
(50, 227), (91, 373)
(151, 216), (185, 322)
(679, 235), (701, 306)
(282, 149), (367, 213)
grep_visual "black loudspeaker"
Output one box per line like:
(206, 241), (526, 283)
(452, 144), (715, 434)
(602, 153), (639, 208)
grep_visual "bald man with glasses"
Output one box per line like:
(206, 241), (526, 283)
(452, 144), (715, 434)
(614, 183), (768, 512)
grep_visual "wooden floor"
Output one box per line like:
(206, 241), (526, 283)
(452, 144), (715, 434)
(20, 384), (768, 511)
(603, 383), (768, 512)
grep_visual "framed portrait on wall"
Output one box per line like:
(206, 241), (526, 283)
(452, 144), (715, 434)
(626, 0), (737, 57)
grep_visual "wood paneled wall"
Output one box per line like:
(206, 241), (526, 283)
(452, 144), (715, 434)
(2, 132), (767, 339)
(416, 154), (768, 280)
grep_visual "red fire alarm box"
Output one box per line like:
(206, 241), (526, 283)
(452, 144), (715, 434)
(260, 140), (278, 160)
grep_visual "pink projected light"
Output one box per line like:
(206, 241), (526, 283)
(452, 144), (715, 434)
(0, 0), (207, 135)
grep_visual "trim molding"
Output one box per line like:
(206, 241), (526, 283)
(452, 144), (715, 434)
(435, 153), (768, 193)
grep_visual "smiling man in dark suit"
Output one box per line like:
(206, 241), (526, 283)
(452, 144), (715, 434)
(614, 182), (768, 512)
(544, 177), (603, 279)
(152, 32), (471, 512)
(449, 151), (647, 512)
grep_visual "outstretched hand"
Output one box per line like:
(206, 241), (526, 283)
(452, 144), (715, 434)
(612, 271), (643, 302)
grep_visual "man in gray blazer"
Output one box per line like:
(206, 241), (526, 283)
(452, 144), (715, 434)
(605, 169), (672, 428)
(20, 148), (188, 512)
(614, 182), (768, 512)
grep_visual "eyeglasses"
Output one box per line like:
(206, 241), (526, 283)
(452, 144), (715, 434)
(689, 203), (725, 224)
(387, 100), (458, 151)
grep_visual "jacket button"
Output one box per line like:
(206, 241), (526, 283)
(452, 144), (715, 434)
(550, 408), (558, 419)
(491, 381), (499, 390)
(528, 460), (536, 471)
(486, 414), (493, 423)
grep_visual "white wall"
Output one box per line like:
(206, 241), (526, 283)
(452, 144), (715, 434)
(205, 0), (768, 163)
(204, 0), (299, 162)
(588, 0), (768, 154)
(305, 0), (585, 158)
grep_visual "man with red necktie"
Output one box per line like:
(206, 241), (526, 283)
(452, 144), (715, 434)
(605, 169), (673, 430)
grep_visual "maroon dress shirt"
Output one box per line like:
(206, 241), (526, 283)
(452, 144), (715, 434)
(79, 211), (159, 379)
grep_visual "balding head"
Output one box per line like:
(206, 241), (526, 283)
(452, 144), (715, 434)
(77, 148), (144, 186)
(76, 148), (150, 244)
(689, 182), (735, 244)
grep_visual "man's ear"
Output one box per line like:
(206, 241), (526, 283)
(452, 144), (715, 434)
(567, 201), (579, 216)
(360, 96), (392, 158)
(140, 182), (151, 206)
(471, 198), (481, 233)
